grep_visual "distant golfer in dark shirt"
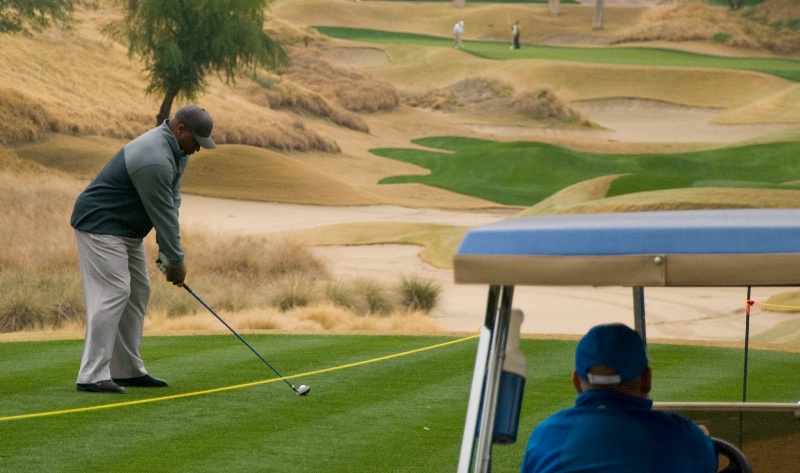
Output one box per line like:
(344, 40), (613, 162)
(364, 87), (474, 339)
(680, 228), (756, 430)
(511, 21), (521, 49)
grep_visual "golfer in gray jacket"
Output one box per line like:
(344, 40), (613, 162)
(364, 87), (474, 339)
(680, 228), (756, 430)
(71, 105), (216, 393)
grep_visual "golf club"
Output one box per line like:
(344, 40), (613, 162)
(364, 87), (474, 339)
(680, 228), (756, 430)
(183, 283), (310, 396)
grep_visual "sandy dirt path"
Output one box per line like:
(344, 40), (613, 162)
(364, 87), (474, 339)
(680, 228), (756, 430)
(179, 194), (796, 343)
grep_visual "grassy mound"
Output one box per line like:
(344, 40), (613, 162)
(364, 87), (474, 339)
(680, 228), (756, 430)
(405, 77), (592, 127)
(612, 0), (800, 54)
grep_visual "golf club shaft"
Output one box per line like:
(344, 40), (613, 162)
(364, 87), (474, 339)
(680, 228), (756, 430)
(183, 284), (300, 393)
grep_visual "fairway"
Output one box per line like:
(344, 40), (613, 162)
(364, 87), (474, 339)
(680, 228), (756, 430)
(1, 334), (797, 472)
(373, 137), (800, 206)
(316, 27), (800, 82)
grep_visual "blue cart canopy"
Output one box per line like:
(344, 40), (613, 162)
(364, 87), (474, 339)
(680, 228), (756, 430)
(454, 209), (800, 287)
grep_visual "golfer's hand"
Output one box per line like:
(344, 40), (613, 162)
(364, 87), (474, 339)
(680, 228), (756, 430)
(166, 265), (186, 287)
(156, 252), (186, 287)
(156, 252), (169, 275)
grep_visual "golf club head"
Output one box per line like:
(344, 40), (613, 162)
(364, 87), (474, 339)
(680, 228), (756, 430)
(295, 384), (311, 396)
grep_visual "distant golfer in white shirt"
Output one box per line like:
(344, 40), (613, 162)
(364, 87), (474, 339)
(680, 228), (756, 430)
(453, 20), (464, 48)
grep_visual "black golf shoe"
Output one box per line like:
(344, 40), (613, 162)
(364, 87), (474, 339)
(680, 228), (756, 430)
(112, 374), (168, 388)
(76, 380), (126, 394)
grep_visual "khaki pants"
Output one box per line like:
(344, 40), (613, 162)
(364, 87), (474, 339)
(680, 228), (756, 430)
(74, 230), (150, 384)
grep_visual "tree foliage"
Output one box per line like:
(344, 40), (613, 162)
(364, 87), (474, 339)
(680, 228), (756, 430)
(0, 0), (75, 33)
(105, 0), (289, 124)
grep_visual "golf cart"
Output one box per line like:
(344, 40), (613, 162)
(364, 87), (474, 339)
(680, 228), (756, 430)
(453, 209), (800, 472)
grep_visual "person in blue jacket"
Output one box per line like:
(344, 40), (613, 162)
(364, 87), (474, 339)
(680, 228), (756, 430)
(71, 105), (216, 393)
(521, 323), (718, 472)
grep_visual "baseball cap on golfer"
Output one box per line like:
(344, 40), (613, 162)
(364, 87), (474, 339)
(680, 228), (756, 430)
(575, 323), (649, 385)
(174, 105), (216, 149)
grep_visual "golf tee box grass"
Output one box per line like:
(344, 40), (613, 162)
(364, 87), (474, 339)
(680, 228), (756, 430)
(183, 283), (311, 396)
(0, 334), (797, 472)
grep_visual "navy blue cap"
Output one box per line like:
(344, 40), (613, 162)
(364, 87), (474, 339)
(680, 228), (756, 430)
(575, 323), (649, 385)
(174, 105), (216, 149)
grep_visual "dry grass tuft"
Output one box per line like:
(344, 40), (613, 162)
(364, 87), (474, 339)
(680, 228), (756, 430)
(0, 171), (82, 271)
(745, 0), (800, 54)
(325, 277), (396, 316)
(281, 47), (400, 113)
(0, 170), (85, 332)
(247, 78), (369, 134)
(406, 78), (592, 127)
(143, 304), (442, 335)
(267, 274), (325, 311)
(406, 77), (512, 111)
(511, 88), (591, 125)
(613, 1), (800, 54)
(141, 309), (279, 333)
(187, 235), (331, 282)
(749, 0), (800, 26)
(295, 303), (351, 330)
(397, 275), (441, 313)
(264, 17), (327, 47)
(263, 239), (331, 280)
(210, 109), (342, 152)
(145, 234), (334, 316)
(613, 4), (736, 44)
(0, 89), (56, 144)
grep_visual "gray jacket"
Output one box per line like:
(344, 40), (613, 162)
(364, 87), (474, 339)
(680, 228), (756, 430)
(71, 120), (187, 267)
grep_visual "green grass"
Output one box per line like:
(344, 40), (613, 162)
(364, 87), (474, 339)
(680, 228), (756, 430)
(0, 334), (797, 472)
(315, 27), (800, 82)
(372, 137), (800, 206)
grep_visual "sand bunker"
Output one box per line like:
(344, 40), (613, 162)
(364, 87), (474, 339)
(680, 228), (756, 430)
(573, 99), (791, 143)
(467, 99), (790, 144)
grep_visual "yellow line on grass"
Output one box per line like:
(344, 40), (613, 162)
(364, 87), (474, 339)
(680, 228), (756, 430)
(0, 334), (479, 422)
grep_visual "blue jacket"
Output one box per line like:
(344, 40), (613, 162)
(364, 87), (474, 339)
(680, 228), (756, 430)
(521, 390), (718, 473)
(70, 121), (187, 267)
